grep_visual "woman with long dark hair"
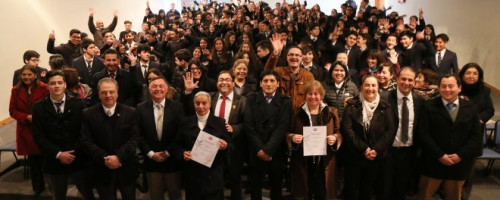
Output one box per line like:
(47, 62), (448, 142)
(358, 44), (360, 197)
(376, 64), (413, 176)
(9, 65), (49, 197)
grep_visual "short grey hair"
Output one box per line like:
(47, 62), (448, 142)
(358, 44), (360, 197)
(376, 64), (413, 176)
(97, 77), (118, 92)
(194, 91), (211, 104)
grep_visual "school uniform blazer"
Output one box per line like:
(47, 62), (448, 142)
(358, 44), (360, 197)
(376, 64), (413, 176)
(72, 55), (105, 85)
(32, 95), (87, 174)
(418, 98), (482, 180)
(425, 49), (458, 76)
(136, 99), (184, 173)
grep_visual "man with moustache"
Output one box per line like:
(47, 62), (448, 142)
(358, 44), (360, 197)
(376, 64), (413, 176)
(136, 77), (184, 200)
(80, 77), (140, 200)
(417, 75), (482, 200)
(265, 33), (315, 112)
(32, 70), (95, 200)
(245, 69), (292, 200)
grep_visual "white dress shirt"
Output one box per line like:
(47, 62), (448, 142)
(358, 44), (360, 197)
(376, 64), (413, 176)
(393, 90), (415, 147)
(214, 92), (233, 122)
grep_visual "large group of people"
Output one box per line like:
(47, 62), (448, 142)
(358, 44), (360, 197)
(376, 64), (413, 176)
(8, 0), (495, 200)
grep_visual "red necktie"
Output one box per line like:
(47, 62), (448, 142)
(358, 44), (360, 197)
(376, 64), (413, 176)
(218, 96), (227, 120)
(110, 72), (116, 79)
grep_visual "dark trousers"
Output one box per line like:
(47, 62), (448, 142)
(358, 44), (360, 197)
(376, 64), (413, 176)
(249, 152), (285, 200)
(185, 189), (224, 200)
(344, 158), (382, 200)
(95, 174), (136, 200)
(229, 137), (247, 200)
(46, 169), (95, 200)
(378, 146), (416, 200)
(28, 155), (45, 194)
(306, 157), (326, 200)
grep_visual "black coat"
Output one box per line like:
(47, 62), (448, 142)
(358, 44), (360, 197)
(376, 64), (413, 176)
(418, 98), (482, 180)
(92, 69), (139, 107)
(244, 91), (292, 156)
(72, 55), (105, 85)
(136, 99), (184, 173)
(172, 114), (230, 194)
(387, 90), (424, 146)
(32, 95), (87, 174)
(80, 103), (140, 184)
(341, 96), (396, 162)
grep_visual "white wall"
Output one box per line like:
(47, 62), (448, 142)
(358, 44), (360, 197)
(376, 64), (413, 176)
(0, 0), (499, 120)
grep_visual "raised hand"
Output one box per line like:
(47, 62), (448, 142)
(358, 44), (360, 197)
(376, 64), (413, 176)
(183, 72), (199, 94)
(419, 8), (424, 19)
(113, 10), (119, 16)
(89, 8), (95, 16)
(48, 30), (55, 39)
(270, 33), (284, 56)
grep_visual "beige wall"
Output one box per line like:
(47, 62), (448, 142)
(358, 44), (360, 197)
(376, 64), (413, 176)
(1, 0), (499, 119)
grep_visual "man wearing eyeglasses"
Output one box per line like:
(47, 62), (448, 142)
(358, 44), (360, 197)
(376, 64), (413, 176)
(265, 33), (315, 112)
(12, 50), (48, 86)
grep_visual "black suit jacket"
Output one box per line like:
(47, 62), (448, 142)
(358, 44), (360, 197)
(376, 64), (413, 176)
(210, 92), (247, 140)
(173, 114), (230, 194)
(32, 95), (87, 174)
(80, 103), (140, 184)
(131, 61), (161, 86)
(340, 45), (362, 71)
(72, 56), (105, 85)
(387, 90), (424, 146)
(244, 91), (292, 156)
(341, 96), (396, 162)
(418, 98), (482, 180)
(425, 49), (458, 76)
(136, 99), (184, 173)
(92, 69), (139, 106)
(399, 40), (432, 71)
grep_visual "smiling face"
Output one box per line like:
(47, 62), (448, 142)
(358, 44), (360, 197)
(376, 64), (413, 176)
(415, 73), (427, 88)
(439, 76), (461, 102)
(306, 87), (322, 108)
(377, 66), (393, 87)
(233, 63), (248, 80)
(332, 64), (346, 84)
(215, 40), (224, 51)
(400, 35), (413, 48)
(103, 53), (119, 72)
(462, 67), (479, 85)
(386, 35), (398, 49)
(287, 47), (303, 68)
(48, 75), (66, 98)
(21, 69), (36, 86)
(149, 78), (168, 103)
(361, 76), (379, 102)
(397, 68), (416, 96)
(190, 64), (202, 79)
(217, 73), (234, 96)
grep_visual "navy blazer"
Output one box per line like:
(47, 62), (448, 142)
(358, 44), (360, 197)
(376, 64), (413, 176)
(136, 99), (184, 173)
(425, 49), (458, 76)
(72, 55), (105, 85)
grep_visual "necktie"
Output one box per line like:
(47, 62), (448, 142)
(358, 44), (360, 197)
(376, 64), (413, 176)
(156, 104), (164, 140)
(110, 72), (116, 79)
(106, 109), (113, 117)
(401, 97), (409, 144)
(437, 51), (442, 67)
(86, 60), (93, 73)
(55, 101), (64, 114)
(446, 103), (456, 111)
(265, 95), (273, 104)
(142, 65), (148, 79)
(345, 47), (351, 55)
(218, 96), (227, 120)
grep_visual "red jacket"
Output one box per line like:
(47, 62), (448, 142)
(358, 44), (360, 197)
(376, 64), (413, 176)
(9, 81), (49, 155)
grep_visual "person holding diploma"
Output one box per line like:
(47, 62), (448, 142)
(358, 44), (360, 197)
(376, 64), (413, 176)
(288, 80), (342, 200)
(341, 75), (396, 200)
(173, 91), (230, 200)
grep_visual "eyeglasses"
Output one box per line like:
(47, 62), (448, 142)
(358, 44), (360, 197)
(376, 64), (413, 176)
(218, 78), (233, 82)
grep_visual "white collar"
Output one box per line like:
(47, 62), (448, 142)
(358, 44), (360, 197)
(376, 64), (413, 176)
(153, 98), (166, 108)
(196, 111), (210, 122)
(218, 91), (234, 101)
(102, 103), (117, 114)
(396, 88), (412, 101)
(51, 94), (66, 104)
(442, 98), (459, 107)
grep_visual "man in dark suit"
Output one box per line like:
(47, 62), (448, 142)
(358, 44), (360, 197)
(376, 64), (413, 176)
(92, 49), (138, 106)
(417, 75), (482, 200)
(245, 70), (292, 200)
(81, 77), (140, 200)
(380, 67), (423, 200)
(136, 77), (184, 200)
(72, 38), (105, 85)
(173, 91), (230, 200)
(211, 71), (247, 200)
(426, 34), (458, 77)
(131, 44), (160, 102)
(32, 70), (95, 200)
(301, 23), (326, 54)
